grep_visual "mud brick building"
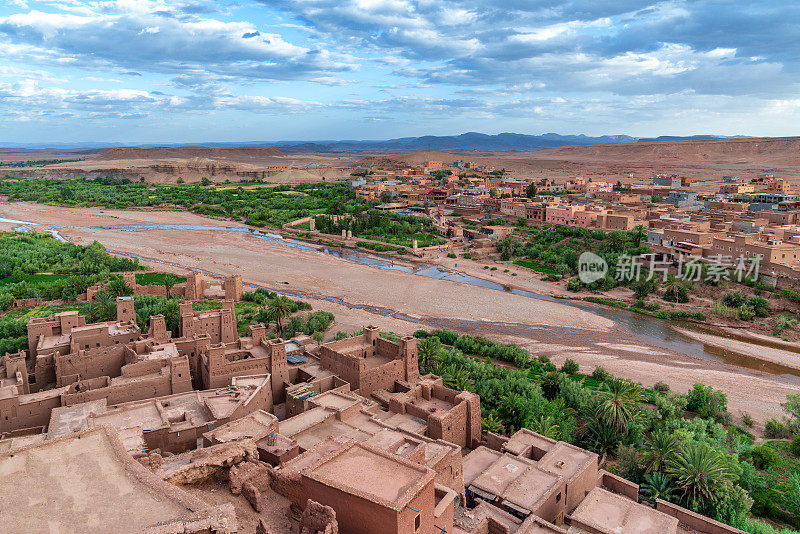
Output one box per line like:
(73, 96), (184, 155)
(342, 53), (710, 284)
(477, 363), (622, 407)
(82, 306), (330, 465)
(278, 439), (455, 534)
(318, 325), (419, 396)
(372, 375), (481, 449)
(27, 297), (141, 387)
(46, 374), (273, 454)
(0, 277), (748, 533)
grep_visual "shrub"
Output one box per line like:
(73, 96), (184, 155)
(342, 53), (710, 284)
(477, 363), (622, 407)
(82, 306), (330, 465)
(656, 310), (706, 321)
(0, 291), (14, 311)
(790, 435), (800, 457)
(710, 302), (739, 319)
(566, 278), (583, 292)
(447, 253), (456, 258)
(685, 383), (728, 420)
(644, 301), (660, 312)
(722, 290), (748, 308)
(773, 315), (798, 335)
(592, 366), (611, 381)
(741, 412), (754, 428)
(561, 358), (579, 375)
(764, 418), (789, 439)
(653, 381), (670, 393)
(748, 296), (770, 317)
(737, 305), (756, 321)
(413, 330), (429, 338)
(748, 445), (782, 470)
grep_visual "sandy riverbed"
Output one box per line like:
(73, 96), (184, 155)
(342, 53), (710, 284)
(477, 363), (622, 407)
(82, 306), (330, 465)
(2, 202), (799, 428)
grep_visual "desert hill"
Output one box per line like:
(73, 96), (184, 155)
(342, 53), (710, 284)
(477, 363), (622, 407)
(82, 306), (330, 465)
(531, 136), (800, 166)
(96, 146), (286, 161)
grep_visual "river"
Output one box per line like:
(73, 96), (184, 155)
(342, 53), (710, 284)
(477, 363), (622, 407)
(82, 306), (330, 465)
(3, 216), (799, 383)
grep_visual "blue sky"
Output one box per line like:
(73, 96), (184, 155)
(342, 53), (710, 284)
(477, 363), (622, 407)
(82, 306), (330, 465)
(0, 0), (798, 144)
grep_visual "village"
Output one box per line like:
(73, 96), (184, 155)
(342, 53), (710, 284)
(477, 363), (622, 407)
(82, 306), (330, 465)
(337, 160), (800, 283)
(0, 267), (748, 534)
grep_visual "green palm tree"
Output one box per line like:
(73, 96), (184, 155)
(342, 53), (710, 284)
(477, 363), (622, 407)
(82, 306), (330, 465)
(668, 442), (732, 512)
(481, 413), (504, 435)
(162, 273), (178, 298)
(640, 472), (674, 502)
(583, 416), (621, 459)
(527, 415), (561, 440)
(90, 290), (117, 322)
(539, 371), (561, 400)
(598, 378), (644, 432)
(643, 431), (679, 473)
(631, 225), (646, 248)
(498, 392), (526, 431)
(442, 365), (474, 392)
(267, 296), (293, 336)
(662, 274), (687, 303)
(417, 337), (443, 373)
(107, 277), (132, 298)
(606, 231), (628, 253)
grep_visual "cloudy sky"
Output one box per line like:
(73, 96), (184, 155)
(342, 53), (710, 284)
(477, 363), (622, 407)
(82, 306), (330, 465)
(0, 0), (798, 144)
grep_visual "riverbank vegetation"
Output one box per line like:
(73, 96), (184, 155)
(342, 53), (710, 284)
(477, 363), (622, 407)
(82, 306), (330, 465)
(0, 175), (358, 227)
(490, 224), (800, 338)
(414, 328), (800, 534)
(313, 210), (446, 248)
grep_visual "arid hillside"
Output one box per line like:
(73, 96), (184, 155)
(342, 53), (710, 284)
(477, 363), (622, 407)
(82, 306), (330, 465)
(532, 136), (800, 165)
(1, 146), (357, 184)
(4, 136), (800, 185)
(523, 136), (800, 184)
(95, 146), (286, 161)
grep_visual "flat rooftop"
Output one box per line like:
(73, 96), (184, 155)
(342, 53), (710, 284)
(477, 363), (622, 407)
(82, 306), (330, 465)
(568, 487), (678, 534)
(537, 442), (597, 483)
(0, 427), (229, 532)
(502, 465), (563, 513)
(311, 390), (360, 411)
(203, 409), (277, 444)
(503, 428), (557, 458)
(470, 453), (534, 498)
(304, 441), (434, 510)
(463, 446), (502, 487)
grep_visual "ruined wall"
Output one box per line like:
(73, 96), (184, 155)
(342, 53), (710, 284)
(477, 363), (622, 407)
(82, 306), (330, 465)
(319, 346), (364, 390)
(185, 272), (204, 301)
(53, 345), (129, 386)
(62, 374), (172, 406)
(224, 275), (243, 301)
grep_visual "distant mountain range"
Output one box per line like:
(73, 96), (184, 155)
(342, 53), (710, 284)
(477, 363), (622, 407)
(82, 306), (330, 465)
(0, 132), (748, 153)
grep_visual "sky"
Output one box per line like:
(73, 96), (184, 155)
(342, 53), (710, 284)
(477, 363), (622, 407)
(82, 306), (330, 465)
(0, 0), (798, 144)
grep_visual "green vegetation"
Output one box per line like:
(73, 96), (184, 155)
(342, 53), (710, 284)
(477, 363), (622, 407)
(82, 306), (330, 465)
(0, 176), (361, 228)
(314, 211), (446, 248)
(0, 159), (82, 167)
(499, 225), (650, 287)
(414, 328), (800, 533)
(0, 232), (140, 304)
